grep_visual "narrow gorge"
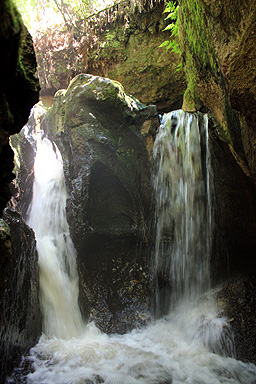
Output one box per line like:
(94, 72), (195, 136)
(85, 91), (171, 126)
(0, 0), (256, 383)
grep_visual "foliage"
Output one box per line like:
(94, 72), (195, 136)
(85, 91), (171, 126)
(14, 0), (164, 33)
(105, 30), (121, 49)
(14, 0), (102, 32)
(159, 1), (181, 71)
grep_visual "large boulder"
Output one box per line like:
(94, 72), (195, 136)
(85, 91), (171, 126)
(42, 74), (158, 333)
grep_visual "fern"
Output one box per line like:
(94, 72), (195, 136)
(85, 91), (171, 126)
(159, 1), (181, 68)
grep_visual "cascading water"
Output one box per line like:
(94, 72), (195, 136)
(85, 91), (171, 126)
(8, 113), (256, 384)
(153, 110), (211, 315)
(27, 133), (84, 339)
(152, 110), (236, 357)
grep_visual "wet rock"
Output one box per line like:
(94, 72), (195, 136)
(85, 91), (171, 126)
(0, 2), (40, 382)
(10, 103), (47, 217)
(179, 0), (256, 182)
(46, 75), (157, 333)
(216, 275), (256, 364)
(209, 123), (256, 282)
(0, 0), (39, 215)
(0, 208), (41, 384)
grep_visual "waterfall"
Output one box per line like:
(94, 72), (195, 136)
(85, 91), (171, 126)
(153, 110), (211, 314)
(7, 112), (256, 384)
(152, 111), (238, 357)
(27, 133), (84, 339)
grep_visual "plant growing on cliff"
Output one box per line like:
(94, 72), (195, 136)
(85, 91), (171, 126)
(159, 1), (181, 70)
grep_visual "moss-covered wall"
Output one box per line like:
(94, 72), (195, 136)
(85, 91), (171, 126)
(179, 0), (256, 181)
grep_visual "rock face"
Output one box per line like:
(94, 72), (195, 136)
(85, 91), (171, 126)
(0, 208), (41, 384)
(10, 103), (47, 218)
(217, 275), (256, 364)
(86, 2), (185, 112)
(0, 1), (40, 382)
(40, 74), (158, 333)
(209, 124), (256, 282)
(0, 0), (39, 215)
(179, 0), (256, 181)
(34, 0), (185, 112)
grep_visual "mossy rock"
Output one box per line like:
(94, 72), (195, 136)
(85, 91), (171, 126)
(65, 74), (147, 122)
(182, 88), (202, 112)
(46, 74), (157, 333)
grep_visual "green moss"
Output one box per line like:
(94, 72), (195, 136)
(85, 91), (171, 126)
(16, 23), (38, 92)
(0, 219), (10, 240)
(180, 0), (221, 100)
(5, 0), (22, 32)
(182, 87), (197, 111)
(88, 24), (128, 63)
(17, 56), (28, 81)
(3, 1), (28, 82)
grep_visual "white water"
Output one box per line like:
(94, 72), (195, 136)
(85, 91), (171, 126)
(24, 316), (256, 384)
(153, 111), (211, 313)
(27, 134), (84, 339)
(12, 118), (256, 383)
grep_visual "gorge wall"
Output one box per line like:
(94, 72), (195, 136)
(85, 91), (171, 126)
(178, 0), (256, 362)
(180, 0), (256, 183)
(0, 1), (41, 382)
(0, 0), (39, 213)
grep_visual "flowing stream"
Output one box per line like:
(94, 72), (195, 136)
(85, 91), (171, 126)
(9, 112), (256, 384)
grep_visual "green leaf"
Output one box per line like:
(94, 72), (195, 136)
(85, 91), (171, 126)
(159, 41), (170, 48)
(175, 63), (183, 72)
(163, 24), (175, 32)
(159, 0), (180, 57)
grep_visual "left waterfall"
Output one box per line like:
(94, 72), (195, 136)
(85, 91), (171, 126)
(27, 133), (84, 339)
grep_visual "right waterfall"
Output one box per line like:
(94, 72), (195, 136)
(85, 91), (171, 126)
(153, 110), (212, 315)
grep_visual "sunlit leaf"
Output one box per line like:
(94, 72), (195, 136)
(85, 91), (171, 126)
(159, 41), (170, 48)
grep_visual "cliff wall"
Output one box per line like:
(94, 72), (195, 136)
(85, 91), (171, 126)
(0, 1), (41, 382)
